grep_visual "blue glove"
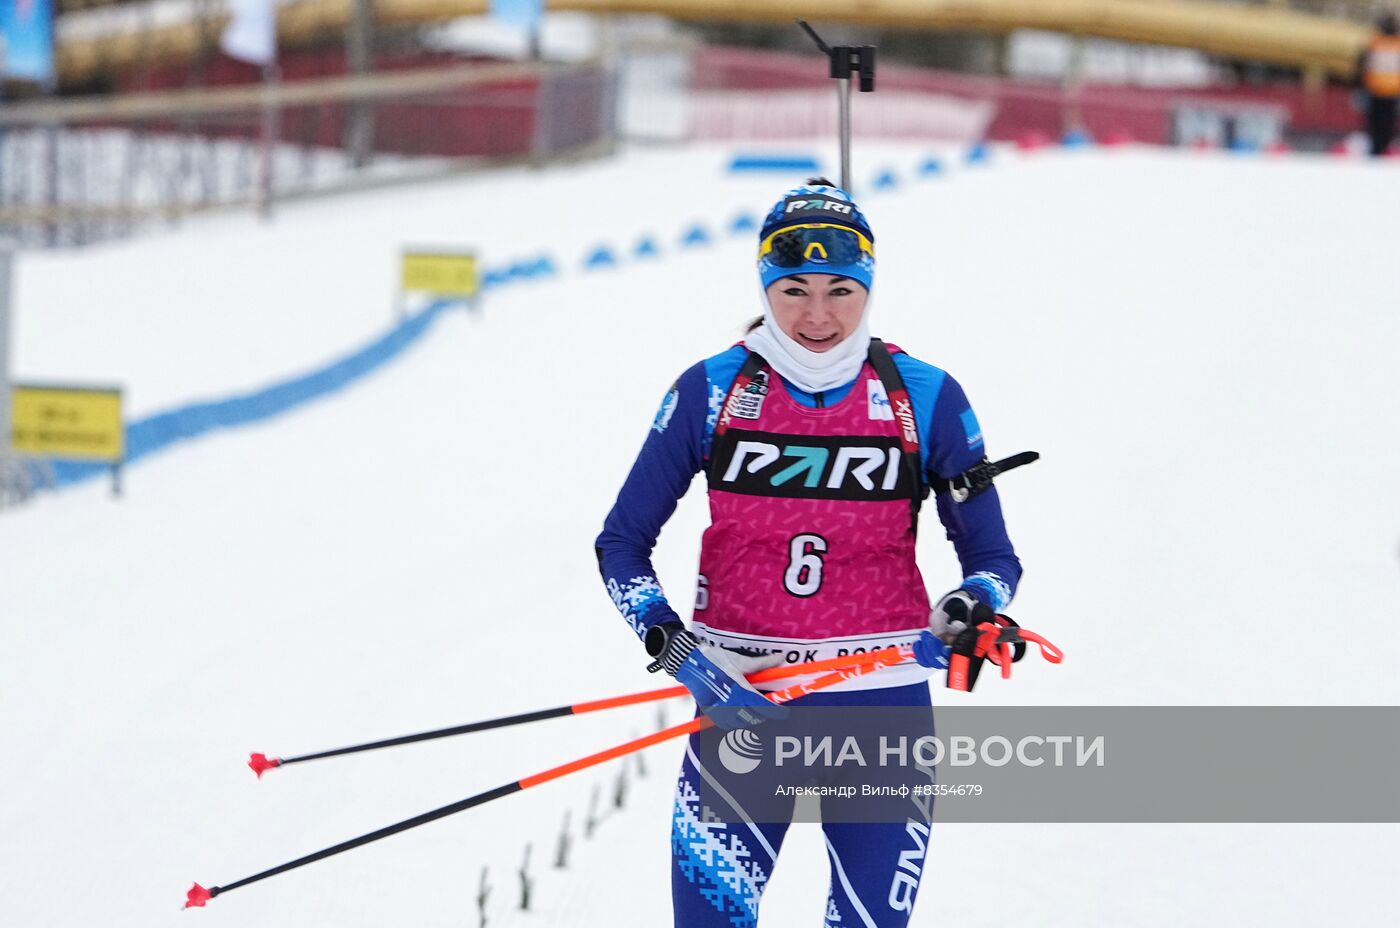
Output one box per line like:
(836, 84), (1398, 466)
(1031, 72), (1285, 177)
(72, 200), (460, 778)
(913, 631), (951, 669)
(645, 625), (789, 730)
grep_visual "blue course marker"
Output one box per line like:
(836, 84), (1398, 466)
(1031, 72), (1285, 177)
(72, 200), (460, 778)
(1061, 129), (1094, 148)
(1227, 137), (1260, 154)
(584, 245), (618, 269)
(46, 299), (455, 489)
(728, 154), (822, 173)
(529, 255), (558, 277)
(872, 169), (898, 191)
(918, 157), (943, 176)
(729, 213), (757, 234)
(966, 141), (991, 164)
(634, 237), (660, 258)
(680, 225), (710, 248)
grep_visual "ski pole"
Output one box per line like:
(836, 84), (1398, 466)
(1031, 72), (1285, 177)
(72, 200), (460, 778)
(186, 646), (912, 908)
(248, 647), (911, 777)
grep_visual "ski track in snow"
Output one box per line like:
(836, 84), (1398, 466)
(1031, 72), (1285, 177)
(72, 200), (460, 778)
(2, 141), (1398, 927)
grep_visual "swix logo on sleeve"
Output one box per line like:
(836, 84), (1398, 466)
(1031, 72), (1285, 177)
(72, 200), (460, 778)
(708, 430), (915, 501)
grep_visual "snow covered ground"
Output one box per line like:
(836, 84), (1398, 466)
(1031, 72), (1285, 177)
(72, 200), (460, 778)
(2, 141), (1398, 927)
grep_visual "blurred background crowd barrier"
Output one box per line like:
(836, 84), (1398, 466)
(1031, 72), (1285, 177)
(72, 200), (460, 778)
(1, 0), (1396, 247)
(0, 57), (617, 247)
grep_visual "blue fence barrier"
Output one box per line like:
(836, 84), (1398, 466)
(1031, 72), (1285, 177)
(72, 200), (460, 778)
(728, 154), (822, 173)
(46, 298), (456, 488)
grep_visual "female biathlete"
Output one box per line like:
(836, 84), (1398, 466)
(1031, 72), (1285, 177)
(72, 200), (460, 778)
(596, 180), (1022, 927)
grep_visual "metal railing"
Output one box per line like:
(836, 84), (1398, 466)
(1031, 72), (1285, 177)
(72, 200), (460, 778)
(0, 60), (618, 247)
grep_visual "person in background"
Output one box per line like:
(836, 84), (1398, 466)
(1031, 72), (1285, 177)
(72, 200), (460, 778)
(1356, 13), (1400, 156)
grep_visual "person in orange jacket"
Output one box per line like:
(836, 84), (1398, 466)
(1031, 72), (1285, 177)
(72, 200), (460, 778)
(1356, 13), (1400, 156)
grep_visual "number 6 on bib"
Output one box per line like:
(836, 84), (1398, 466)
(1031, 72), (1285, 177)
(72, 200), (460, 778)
(784, 533), (828, 596)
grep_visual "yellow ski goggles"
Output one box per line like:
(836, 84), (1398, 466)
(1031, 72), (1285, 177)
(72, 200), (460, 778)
(757, 223), (876, 268)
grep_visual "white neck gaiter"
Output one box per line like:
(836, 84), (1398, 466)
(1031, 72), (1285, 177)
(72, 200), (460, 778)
(743, 291), (872, 395)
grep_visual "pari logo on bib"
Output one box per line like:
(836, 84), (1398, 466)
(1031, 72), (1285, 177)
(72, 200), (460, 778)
(718, 433), (909, 499)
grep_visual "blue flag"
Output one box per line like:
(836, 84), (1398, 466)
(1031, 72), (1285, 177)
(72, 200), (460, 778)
(0, 0), (54, 83)
(491, 0), (543, 33)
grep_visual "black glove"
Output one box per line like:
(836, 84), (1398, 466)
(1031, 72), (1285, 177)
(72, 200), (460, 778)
(928, 589), (997, 645)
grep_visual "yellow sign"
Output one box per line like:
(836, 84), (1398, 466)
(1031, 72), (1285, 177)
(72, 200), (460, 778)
(400, 250), (479, 298)
(11, 384), (124, 461)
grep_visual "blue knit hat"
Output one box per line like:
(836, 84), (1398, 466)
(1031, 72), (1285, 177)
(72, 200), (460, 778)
(757, 180), (874, 290)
